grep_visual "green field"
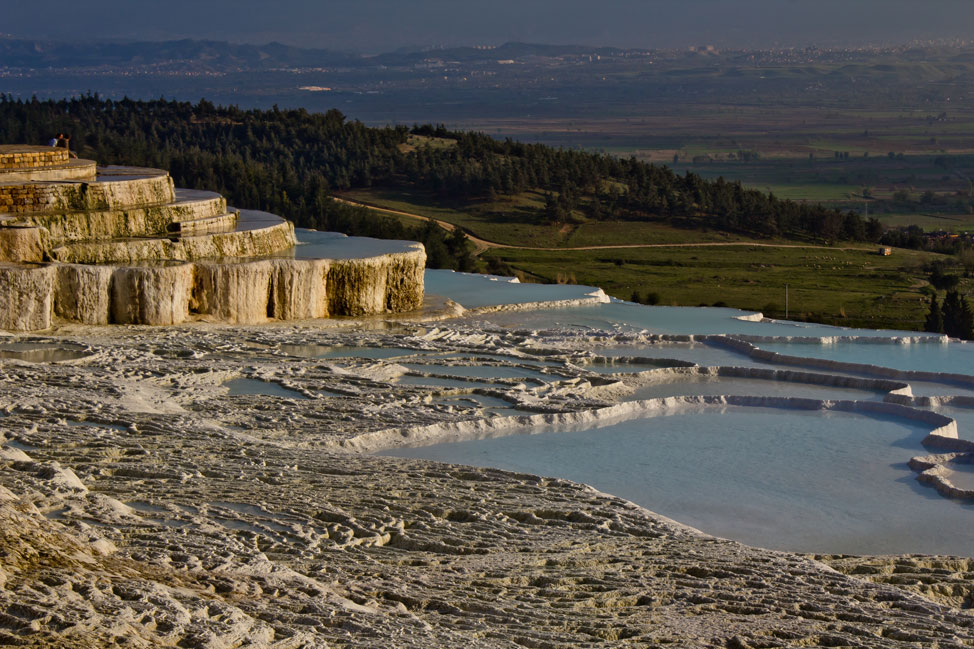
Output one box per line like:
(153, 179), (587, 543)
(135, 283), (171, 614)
(878, 212), (974, 231)
(486, 244), (946, 330)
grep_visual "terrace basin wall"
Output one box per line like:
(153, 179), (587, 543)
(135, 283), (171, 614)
(0, 145), (425, 331)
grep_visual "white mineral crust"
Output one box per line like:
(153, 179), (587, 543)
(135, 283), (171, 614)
(0, 321), (971, 647)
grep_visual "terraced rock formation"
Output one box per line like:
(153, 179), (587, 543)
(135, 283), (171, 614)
(0, 145), (425, 331)
(0, 324), (972, 647)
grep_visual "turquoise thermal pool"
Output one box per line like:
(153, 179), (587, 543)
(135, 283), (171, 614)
(455, 299), (939, 338)
(424, 269), (606, 308)
(381, 407), (974, 555)
(755, 340), (973, 375)
(397, 375), (499, 389)
(363, 270), (974, 555)
(293, 229), (421, 260)
(598, 343), (775, 368)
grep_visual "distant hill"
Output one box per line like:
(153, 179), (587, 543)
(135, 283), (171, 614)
(0, 37), (359, 70)
(0, 36), (644, 71)
(371, 41), (638, 65)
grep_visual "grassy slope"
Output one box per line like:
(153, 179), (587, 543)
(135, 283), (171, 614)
(342, 188), (776, 247)
(490, 244), (940, 330)
(340, 187), (950, 331)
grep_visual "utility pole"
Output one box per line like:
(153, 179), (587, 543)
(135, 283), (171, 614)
(785, 284), (789, 320)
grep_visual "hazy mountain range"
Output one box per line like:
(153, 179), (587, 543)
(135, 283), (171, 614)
(4, 0), (974, 54)
(0, 37), (357, 70)
(0, 37), (643, 70)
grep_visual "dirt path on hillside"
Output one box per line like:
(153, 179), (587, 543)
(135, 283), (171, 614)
(334, 197), (498, 253)
(335, 197), (875, 254)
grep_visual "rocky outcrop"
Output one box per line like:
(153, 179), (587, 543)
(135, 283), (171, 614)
(111, 264), (195, 326)
(50, 218), (296, 264)
(0, 172), (174, 214)
(190, 250), (426, 324)
(0, 226), (47, 263)
(15, 190), (228, 245)
(0, 264), (56, 331)
(53, 264), (115, 325)
(193, 258), (335, 323)
(327, 252), (427, 316)
(0, 246), (427, 329)
(0, 146), (426, 330)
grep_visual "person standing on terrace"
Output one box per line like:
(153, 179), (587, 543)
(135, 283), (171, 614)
(56, 134), (78, 158)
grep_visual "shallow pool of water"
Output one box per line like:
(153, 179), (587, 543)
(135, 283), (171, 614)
(432, 394), (516, 409)
(909, 382), (974, 397)
(438, 352), (553, 367)
(583, 359), (695, 373)
(294, 229), (420, 260)
(599, 343), (771, 368)
(425, 270), (602, 308)
(224, 378), (309, 400)
(380, 407), (974, 555)
(280, 344), (418, 359)
(0, 343), (91, 363)
(626, 377), (885, 402)
(469, 302), (938, 339)
(945, 463), (974, 491)
(432, 394), (526, 418)
(926, 405), (974, 443)
(402, 363), (565, 382)
(397, 375), (499, 389)
(757, 340), (973, 376)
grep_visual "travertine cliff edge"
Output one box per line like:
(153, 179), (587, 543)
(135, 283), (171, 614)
(0, 145), (425, 330)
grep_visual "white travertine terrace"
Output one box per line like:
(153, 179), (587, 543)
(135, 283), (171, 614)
(1, 322), (974, 647)
(0, 145), (426, 330)
(3, 148), (974, 647)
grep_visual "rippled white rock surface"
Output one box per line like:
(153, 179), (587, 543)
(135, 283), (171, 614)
(1, 282), (973, 647)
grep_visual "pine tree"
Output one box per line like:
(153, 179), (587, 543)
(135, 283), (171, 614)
(942, 291), (961, 338)
(941, 290), (974, 339)
(960, 295), (974, 340)
(924, 293), (943, 333)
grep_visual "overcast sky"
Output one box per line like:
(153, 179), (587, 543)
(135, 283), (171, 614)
(4, 0), (972, 52)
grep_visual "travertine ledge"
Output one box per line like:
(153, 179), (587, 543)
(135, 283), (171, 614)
(0, 246), (427, 328)
(0, 146), (426, 330)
